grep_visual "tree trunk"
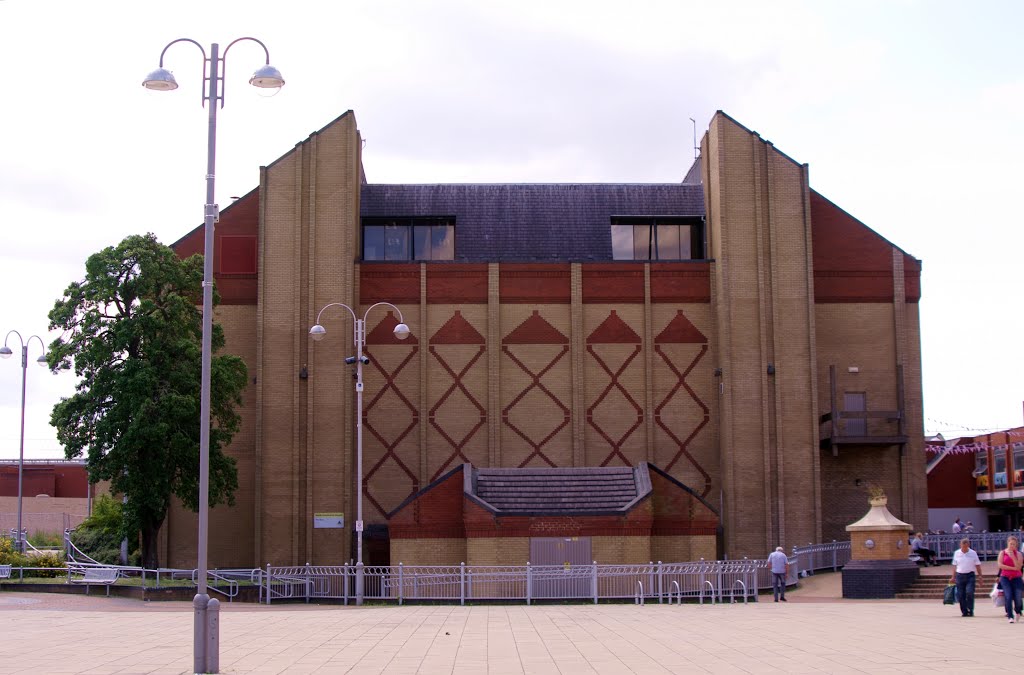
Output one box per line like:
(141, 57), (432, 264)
(141, 523), (161, 570)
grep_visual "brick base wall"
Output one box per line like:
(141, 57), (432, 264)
(391, 538), (466, 566)
(651, 535), (717, 562)
(469, 537), (529, 565)
(842, 559), (919, 598)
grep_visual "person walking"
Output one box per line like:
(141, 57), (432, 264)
(951, 538), (983, 617)
(997, 535), (1024, 623)
(768, 546), (789, 602)
(911, 532), (938, 566)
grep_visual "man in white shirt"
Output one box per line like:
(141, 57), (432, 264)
(952, 518), (962, 534)
(767, 546), (789, 602)
(950, 537), (983, 617)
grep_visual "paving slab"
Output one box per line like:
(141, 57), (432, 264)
(0, 581), (1016, 674)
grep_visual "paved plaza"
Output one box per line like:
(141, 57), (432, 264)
(0, 568), (1012, 674)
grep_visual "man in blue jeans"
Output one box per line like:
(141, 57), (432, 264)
(768, 546), (789, 602)
(951, 537), (983, 617)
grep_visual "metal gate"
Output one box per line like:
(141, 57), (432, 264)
(530, 537), (592, 598)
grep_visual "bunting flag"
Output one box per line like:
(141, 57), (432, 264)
(928, 440), (1024, 455)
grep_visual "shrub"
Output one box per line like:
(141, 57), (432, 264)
(0, 537), (66, 577)
(70, 494), (140, 566)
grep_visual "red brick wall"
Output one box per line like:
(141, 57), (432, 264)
(388, 466), (466, 539)
(926, 449), (977, 509)
(648, 466), (719, 536)
(810, 191), (920, 303)
(171, 189), (260, 305)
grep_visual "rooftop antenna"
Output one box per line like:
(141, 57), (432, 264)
(689, 117), (698, 159)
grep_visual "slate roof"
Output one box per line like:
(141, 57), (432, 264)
(360, 183), (705, 262)
(468, 465), (651, 515)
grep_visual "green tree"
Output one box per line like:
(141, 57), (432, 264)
(47, 233), (247, 569)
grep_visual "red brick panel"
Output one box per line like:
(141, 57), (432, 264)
(499, 264), (571, 304)
(581, 265), (644, 303)
(360, 264), (421, 304)
(427, 265), (488, 303)
(650, 263), (712, 303)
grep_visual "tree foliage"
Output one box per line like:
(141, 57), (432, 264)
(48, 234), (247, 569)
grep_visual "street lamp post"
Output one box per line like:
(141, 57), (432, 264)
(310, 302), (410, 605)
(142, 37), (284, 675)
(0, 331), (49, 554)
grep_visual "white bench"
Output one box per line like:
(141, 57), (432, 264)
(70, 567), (120, 596)
(0, 564), (10, 579)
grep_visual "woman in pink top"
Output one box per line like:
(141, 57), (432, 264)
(998, 535), (1024, 623)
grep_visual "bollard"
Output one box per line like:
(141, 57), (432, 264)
(193, 593), (209, 674)
(356, 561), (364, 606)
(526, 562), (532, 605)
(207, 597), (220, 673)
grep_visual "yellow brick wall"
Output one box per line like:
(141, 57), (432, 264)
(651, 535), (717, 563)
(163, 304), (258, 569)
(499, 305), (573, 468)
(391, 538), (467, 566)
(592, 535), (652, 564)
(850, 529), (911, 561)
(468, 537), (530, 565)
(703, 113), (822, 558)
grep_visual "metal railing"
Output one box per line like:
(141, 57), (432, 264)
(263, 559), (769, 606)
(27, 528), (1024, 606)
(791, 540), (851, 576)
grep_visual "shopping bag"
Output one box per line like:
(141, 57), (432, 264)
(943, 584), (957, 605)
(991, 583), (1004, 607)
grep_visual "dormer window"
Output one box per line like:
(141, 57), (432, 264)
(611, 217), (704, 261)
(362, 217), (455, 261)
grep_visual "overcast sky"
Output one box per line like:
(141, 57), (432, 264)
(0, 0), (1021, 459)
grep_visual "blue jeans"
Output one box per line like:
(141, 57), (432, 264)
(1000, 576), (1023, 619)
(772, 572), (786, 600)
(955, 572), (976, 616)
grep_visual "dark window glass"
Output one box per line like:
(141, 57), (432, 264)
(1014, 448), (1024, 487)
(432, 224), (454, 260)
(611, 225), (633, 260)
(610, 217), (704, 261)
(679, 224), (693, 259)
(384, 225), (409, 260)
(364, 218), (455, 261)
(413, 225), (431, 260)
(656, 225), (680, 259)
(363, 226), (386, 261)
(633, 224), (651, 260)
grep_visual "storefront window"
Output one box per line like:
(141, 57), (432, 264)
(995, 447), (1008, 489)
(976, 449), (989, 493)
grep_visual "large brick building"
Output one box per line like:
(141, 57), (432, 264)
(163, 110), (926, 568)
